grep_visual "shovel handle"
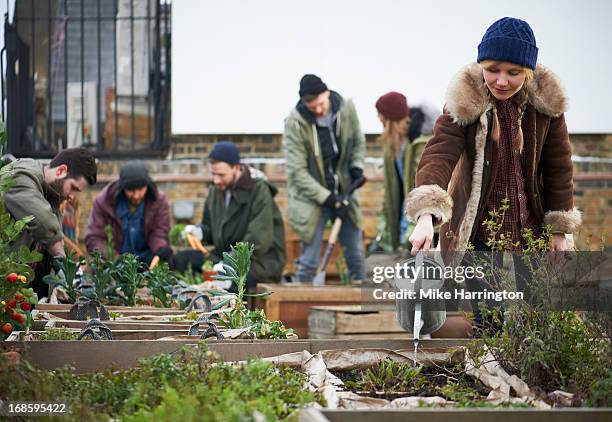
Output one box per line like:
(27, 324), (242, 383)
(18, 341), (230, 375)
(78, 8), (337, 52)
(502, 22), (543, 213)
(328, 217), (342, 245)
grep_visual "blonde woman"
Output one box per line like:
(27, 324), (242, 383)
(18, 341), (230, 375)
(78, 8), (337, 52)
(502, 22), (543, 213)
(375, 92), (433, 251)
(406, 17), (580, 330)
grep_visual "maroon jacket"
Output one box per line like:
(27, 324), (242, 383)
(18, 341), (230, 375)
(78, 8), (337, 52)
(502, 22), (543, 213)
(85, 180), (170, 256)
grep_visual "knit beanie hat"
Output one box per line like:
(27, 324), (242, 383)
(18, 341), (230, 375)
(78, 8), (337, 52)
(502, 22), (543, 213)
(299, 74), (328, 98)
(209, 141), (240, 165)
(477, 17), (538, 70)
(119, 161), (151, 191)
(375, 92), (410, 121)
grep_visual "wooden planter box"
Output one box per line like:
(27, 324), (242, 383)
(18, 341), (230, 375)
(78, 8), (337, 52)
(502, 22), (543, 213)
(0, 338), (471, 373)
(8, 329), (190, 341)
(46, 319), (193, 331)
(299, 409), (612, 422)
(44, 308), (186, 320)
(255, 283), (393, 338)
(308, 305), (405, 339)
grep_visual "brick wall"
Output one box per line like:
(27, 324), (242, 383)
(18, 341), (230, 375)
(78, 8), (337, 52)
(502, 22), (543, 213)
(75, 133), (612, 254)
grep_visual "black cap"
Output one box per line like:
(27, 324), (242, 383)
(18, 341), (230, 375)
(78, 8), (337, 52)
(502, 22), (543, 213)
(299, 74), (328, 98)
(119, 161), (151, 191)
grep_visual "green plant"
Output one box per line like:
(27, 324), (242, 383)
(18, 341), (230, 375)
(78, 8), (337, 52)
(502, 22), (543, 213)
(37, 328), (80, 341)
(88, 250), (116, 304)
(470, 199), (612, 403)
(42, 251), (86, 303)
(177, 267), (204, 285)
(335, 249), (351, 285)
(111, 254), (146, 306)
(0, 343), (321, 420)
(344, 358), (425, 393)
(213, 242), (288, 339)
(147, 262), (180, 308)
(201, 260), (214, 272)
(104, 224), (116, 260)
(168, 224), (186, 247)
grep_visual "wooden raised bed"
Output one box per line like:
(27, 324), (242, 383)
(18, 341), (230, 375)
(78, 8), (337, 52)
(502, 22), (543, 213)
(299, 408), (612, 422)
(9, 329), (190, 341)
(0, 338), (471, 373)
(46, 319), (193, 331)
(308, 305), (405, 339)
(255, 283), (393, 337)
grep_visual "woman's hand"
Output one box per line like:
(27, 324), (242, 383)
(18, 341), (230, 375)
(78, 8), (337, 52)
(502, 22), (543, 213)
(551, 233), (567, 252)
(409, 214), (434, 255)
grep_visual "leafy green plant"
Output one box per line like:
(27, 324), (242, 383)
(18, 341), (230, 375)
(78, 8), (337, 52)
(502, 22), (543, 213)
(87, 250), (115, 304)
(344, 358), (425, 393)
(168, 224), (186, 247)
(470, 198), (612, 404)
(37, 328), (80, 341)
(147, 262), (180, 308)
(335, 249), (351, 285)
(213, 242), (289, 339)
(177, 267), (204, 285)
(0, 342), (321, 420)
(42, 251), (86, 303)
(111, 254), (146, 306)
(104, 224), (116, 260)
(201, 260), (214, 272)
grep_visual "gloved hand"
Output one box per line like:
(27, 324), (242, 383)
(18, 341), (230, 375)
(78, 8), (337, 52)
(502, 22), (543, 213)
(324, 193), (350, 220)
(182, 224), (203, 241)
(349, 167), (366, 190)
(210, 262), (232, 290)
(155, 247), (174, 267)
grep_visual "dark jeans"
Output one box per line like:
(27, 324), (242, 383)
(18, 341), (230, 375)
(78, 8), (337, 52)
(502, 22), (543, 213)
(464, 238), (533, 334)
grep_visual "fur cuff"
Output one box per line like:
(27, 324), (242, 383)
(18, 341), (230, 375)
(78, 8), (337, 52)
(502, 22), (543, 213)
(405, 184), (453, 226)
(543, 208), (582, 234)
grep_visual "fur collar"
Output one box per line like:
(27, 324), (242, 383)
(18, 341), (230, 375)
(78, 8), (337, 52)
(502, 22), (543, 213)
(445, 62), (568, 126)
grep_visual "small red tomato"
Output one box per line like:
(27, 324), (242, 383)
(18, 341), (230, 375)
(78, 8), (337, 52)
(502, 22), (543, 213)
(11, 313), (21, 322)
(7, 299), (17, 309)
(4, 306), (14, 315)
(20, 302), (31, 311)
(18, 314), (26, 324)
(1, 323), (12, 334)
(14, 293), (24, 302)
(6, 273), (18, 283)
(18, 275), (27, 283)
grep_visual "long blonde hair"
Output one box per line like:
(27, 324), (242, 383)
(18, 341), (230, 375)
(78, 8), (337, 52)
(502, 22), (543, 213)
(377, 117), (408, 156)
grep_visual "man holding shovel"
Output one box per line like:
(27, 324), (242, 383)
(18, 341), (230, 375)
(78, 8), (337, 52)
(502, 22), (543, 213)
(283, 74), (367, 283)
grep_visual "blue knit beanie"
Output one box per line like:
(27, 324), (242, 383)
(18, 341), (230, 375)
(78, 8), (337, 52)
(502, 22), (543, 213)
(209, 141), (240, 165)
(477, 17), (538, 70)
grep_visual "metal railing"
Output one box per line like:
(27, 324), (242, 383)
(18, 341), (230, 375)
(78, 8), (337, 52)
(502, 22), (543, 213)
(1, 0), (171, 158)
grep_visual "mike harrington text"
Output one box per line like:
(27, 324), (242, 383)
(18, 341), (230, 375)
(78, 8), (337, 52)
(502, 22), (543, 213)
(371, 288), (524, 302)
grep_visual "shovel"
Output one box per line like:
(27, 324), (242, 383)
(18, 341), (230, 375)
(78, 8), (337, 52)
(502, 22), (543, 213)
(312, 217), (343, 286)
(312, 177), (365, 286)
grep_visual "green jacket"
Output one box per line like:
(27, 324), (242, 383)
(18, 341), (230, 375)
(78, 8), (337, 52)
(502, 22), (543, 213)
(200, 166), (286, 282)
(1, 158), (63, 251)
(383, 134), (429, 250)
(282, 93), (366, 243)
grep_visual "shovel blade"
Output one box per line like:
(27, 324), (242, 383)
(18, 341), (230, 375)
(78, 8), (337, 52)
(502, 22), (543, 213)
(312, 271), (326, 286)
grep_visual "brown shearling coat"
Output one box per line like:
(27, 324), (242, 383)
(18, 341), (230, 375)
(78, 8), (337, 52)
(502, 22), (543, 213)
(405, 63), (581, 264)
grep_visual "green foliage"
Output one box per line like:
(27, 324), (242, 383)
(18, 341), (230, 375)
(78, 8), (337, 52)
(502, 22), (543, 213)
(168, 224), (186, 247)
(42, 251), (86, 303)
(111, 254), (146, 306)
(37, 328), (80, 341)
(104, 224), (116, 260)
(344, 358), (425, 393)
(335, 249), (351, 285)
(177, 267), (204, 285)
(88, 250), (116, 303)
(213, 242), (292, 339)
(146, 262), (180, 308)
(201, 260), (214, 272)
(473, 198), (612, 404)
(0, 343), (321, 420)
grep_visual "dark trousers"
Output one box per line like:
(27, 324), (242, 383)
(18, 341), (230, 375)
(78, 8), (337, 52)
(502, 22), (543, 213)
(464, 238), (533, 334)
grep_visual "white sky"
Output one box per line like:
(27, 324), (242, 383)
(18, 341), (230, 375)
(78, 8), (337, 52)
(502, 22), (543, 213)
(172, 0), (612, 134)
